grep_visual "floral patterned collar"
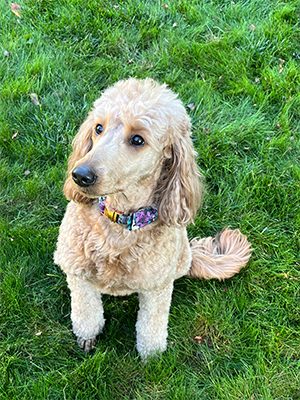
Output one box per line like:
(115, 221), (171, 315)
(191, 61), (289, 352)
(98, 196), (158, 231)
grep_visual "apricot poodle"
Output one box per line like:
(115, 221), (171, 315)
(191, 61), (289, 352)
(54, 78), (251, 359)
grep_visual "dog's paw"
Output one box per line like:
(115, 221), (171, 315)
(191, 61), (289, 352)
(77, 336), (97, 352)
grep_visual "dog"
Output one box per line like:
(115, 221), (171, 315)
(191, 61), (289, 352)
(54, 78), (251, 359)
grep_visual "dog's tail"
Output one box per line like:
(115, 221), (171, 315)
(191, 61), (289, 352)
(188, 229), (251, 280)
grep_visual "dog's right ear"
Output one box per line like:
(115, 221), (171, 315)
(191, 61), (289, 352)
(154, 115), (203, 226)
(63, 113), (94, 203)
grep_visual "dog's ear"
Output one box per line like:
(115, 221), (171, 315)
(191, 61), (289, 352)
(156, 117), (203, 226)
(63, 113), (94, 203)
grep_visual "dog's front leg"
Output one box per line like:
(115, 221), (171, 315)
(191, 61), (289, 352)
(66, 274), (105, 352)
(136, 283), (173, 359)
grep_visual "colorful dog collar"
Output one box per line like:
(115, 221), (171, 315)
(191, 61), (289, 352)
(98, 196), (158, 231)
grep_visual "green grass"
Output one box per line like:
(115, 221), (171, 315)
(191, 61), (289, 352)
(1, 0), (299, 398)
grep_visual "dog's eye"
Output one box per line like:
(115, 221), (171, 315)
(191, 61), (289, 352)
(95, 124), (104, 135)
(130, 135), (144, 147)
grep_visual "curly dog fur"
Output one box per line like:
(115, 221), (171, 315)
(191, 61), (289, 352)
(54, 78), (251, 358)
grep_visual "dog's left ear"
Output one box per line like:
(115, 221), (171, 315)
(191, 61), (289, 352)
(156, 116), (203, 226)
(63, 113), (94, 203)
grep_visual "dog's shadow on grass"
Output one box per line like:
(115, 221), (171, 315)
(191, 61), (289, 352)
(99, 294), (139, 354)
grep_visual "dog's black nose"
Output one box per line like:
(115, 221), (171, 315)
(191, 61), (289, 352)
(72, 165), (97, 187)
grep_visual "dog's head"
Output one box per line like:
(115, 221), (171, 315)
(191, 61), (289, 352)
(64, 78), (203, 226)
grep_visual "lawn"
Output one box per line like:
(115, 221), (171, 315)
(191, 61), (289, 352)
(0, 0), (299, 399)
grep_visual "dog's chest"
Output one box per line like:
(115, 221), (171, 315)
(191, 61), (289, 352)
(82, 226), (170, 294)
(55, 204), (189, 295)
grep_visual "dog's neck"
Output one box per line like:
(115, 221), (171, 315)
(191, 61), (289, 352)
(105, 182), (155, 214)
(98, 162), (162, 222)
(105, 168), (162, 214)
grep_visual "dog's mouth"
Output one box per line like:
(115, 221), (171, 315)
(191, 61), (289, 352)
(77, 186), (123, 198)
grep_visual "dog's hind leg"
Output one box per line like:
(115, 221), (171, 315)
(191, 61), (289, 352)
(66, 274), (105, 352)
